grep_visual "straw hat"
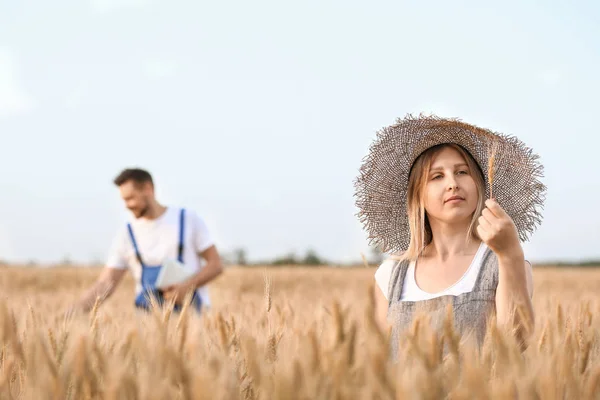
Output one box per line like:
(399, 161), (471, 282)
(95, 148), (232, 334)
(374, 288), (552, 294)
(354, 114), (546, 254)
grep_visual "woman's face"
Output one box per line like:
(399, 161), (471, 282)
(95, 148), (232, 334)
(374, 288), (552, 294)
(423, 146), (479, 226)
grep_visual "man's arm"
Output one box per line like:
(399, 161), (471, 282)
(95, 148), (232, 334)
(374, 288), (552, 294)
(163, 245), (224, 304)
(163, 211), (224, 304)
(186, 245), (224, 289)
(184, 211), (223, 288)
(69, 267), (127, 313)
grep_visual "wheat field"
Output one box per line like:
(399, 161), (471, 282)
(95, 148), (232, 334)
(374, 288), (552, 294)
(1, 264), (599, 399)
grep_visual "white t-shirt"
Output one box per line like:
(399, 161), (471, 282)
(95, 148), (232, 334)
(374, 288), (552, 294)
(374, 242), (488, 301)
(106, 206), (215, 307)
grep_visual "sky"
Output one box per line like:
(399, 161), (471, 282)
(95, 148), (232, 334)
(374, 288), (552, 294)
(0, 0), (598, 265)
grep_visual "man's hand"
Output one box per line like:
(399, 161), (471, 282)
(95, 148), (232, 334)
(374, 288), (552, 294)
(162, 282), (195, 306)
(162, 245), (224, 306)
(67, 267), (127, 313)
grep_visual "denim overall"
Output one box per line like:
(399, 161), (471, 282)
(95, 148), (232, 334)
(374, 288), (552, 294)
(126, 208), (202, 312)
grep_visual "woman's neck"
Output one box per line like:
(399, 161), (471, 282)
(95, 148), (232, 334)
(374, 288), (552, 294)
(424, 219), (480, 261)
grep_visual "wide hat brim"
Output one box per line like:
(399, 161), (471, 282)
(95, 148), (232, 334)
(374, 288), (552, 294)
(354, 114), (547, 254)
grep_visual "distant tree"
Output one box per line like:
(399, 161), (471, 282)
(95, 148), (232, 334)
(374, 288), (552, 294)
(234, 248), (248, 266)
(302, 249), (326, 266)
(271, 252), (298, 266)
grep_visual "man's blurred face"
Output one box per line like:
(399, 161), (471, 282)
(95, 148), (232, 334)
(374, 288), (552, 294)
(119, 180), (152, 218)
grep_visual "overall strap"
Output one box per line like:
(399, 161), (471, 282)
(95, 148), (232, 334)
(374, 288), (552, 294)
(388, 258), (410, 306)
(127, 223), (145, 268)
(471, 246), (499, 291)
(178, 208), (185, 263)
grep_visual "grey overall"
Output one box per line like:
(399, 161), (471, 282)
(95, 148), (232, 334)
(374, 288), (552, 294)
(387, 246), (499, 360)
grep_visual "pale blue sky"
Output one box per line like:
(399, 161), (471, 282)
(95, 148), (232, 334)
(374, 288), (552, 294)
(0, 0), (598, 264)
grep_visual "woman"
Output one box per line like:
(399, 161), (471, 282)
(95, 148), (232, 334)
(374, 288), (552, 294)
(354, 115), (546, 354)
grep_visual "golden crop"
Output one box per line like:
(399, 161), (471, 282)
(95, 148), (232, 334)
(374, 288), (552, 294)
(0, 265), (599, 399)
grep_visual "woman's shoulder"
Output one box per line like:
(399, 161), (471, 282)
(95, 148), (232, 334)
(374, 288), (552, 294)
(374, 254), (410, 288)
(374, 259), (396, 299)
(374, 258), (397, 276)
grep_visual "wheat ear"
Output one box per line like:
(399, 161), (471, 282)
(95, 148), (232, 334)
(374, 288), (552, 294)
(487, 137), (499, 199)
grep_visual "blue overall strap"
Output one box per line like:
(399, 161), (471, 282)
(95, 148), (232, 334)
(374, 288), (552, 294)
(178, 208), (185, 263)
(127, 223), (145, 268)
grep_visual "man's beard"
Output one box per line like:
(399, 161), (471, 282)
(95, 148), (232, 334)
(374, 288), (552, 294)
(134, 203), (150, 218)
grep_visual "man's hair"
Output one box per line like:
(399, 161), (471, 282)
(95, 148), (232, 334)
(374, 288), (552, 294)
(113, 168), (154, 187)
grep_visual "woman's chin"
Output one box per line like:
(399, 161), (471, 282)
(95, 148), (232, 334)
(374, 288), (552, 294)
(431, 211), (475, 226)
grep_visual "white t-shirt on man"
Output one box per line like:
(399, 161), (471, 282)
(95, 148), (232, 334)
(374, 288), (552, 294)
(106, 206), (215, 307)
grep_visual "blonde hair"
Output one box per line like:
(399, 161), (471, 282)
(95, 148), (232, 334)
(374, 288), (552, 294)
(394, 143), (486, 262)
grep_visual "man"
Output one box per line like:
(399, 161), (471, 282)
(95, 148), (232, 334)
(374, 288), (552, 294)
(69, 168), (223, 314)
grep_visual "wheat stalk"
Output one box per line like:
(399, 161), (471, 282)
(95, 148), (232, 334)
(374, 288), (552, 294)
(2, 264), (600, 398)
(487, 137), (499, 199)
(47, 328), (58, 360)
(90, 296), (100, 342)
